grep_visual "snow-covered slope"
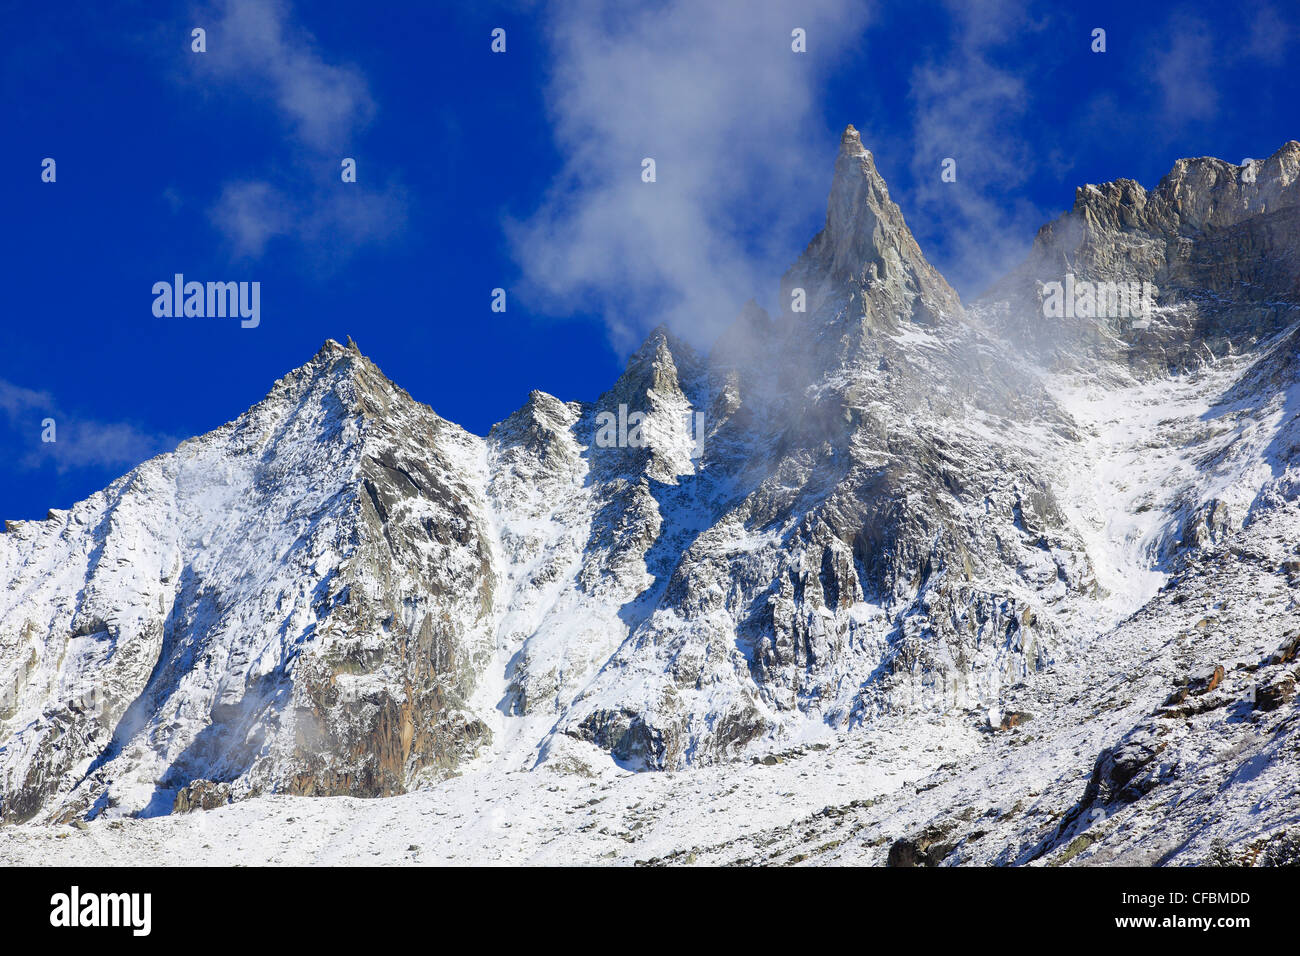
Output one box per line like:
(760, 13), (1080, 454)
(3, 129), (1300, 866)
(1, 341), (498, 822)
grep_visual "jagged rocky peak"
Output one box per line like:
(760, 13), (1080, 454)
(1071, 140), (1300, 234)
(280, 338), (472, 460)
(587, 324), (706, 482)
(981, 139), (1300, 373)
(489, 389), (583, 485)
(599, 324), (702, 417)
(260, 337), (368, 414)
(782, 124), (963, 329)
(824, 125), (903, 261)
(497, 389), (581, 438)
(625, 324), (701, 381)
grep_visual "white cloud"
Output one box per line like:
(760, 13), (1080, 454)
(1245, 4), (1292, 65)
(903, 0), (1049, 297)
(0, 380), (52, 421)
(208, 175), (406, 261)
(209, 180), (294, 258)
(1148, 20), (1219, 126)
(189, 0), (405, 261)
(194, 0), (374, 149)
(509, 0), (873, 350)
(0, 380), (179, 474)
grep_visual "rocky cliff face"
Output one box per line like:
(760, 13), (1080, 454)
(4, 128), (1300, 846)
(983, 140), (1300, 374)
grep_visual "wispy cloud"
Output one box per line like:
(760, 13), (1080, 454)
(509, 0), (873, 349)
(194, 0), (374, 148)
(208, 180), (294, 258)
(188, 0), (405, 261)
(0, 380), (51, 421)
(1147, 19), (1219, 126)
(1069, 4), (1298, 169)
(903, 0), (1051, 297)
(208, 174), (406, 261)
(0, 380), (178, 474)
(1245, 4), (1293, 65)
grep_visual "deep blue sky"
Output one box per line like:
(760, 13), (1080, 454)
(4, 0), (1298, 519)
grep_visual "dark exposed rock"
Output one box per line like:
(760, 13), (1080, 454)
(1269, 631), (1300, 666)
(1161, 664), (1226, 710)
(1255, 674), (1296, 712)
(173, 780), (233, 813)
(998, 711), (1032, 731)
(887, 823), (958, 867)
(1055, 723), (1175, 844)
(1180, 501), (1231, 552)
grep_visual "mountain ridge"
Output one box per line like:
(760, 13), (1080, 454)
(3, 130), (1299, 870)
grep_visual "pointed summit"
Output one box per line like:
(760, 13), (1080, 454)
(615, 324), (703, 400)
(630, 323), (677, 363)
(781, 124), (962, 328)
(839, 123), (868, 156)
(829, 128), (908, 277)
(590, 324), (706, 483)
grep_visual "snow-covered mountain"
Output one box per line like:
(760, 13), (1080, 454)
(2, 127), (1298, 867)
